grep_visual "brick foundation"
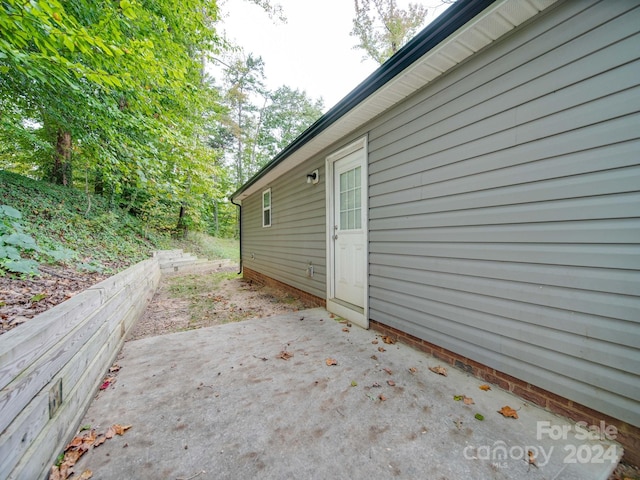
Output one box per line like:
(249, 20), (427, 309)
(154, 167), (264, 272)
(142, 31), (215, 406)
(242, 267), (326, 309)
(369, 319), (640, 466)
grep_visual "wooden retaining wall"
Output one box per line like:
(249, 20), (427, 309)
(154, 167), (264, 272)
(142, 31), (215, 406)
(0, 255), (163, 479)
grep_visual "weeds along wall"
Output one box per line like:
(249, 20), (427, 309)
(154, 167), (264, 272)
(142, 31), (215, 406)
(0, 255), (164, 479)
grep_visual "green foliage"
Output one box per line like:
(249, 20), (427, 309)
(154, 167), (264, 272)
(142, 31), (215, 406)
(0, 0), (228, 235)
(0, 170), (170, 275)
(170, 231), (239, 262)
(255, 86), (324, 167)
(1, 0), (321, 238)
(212, 52), (324, 188)
(351, 0), (428, 64)
(0, 203), (41, 275)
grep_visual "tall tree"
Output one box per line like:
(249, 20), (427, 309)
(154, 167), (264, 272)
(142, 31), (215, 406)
(1, 0), (228, 234)
(212, 56), (324, 187)
(217, 53), (266, 186)
(350, 0), (428, 64)
(254, 86), (323, 168)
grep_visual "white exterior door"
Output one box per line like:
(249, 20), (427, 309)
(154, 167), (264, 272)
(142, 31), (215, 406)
(326, 138), (368, 328)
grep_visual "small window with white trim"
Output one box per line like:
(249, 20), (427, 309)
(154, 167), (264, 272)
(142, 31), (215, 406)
(262, 188), (271, 227)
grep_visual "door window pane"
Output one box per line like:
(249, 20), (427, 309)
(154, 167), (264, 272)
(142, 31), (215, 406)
(339, 166), (362, 231)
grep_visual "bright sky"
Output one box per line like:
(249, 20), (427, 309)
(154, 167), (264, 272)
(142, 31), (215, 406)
(216, 0), (452, 111)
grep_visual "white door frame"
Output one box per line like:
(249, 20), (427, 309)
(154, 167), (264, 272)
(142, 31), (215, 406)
(325, 136), (369, 328)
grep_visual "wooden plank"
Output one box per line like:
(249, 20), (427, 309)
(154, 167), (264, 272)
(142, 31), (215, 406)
(0, 259), (157, 392)
(0, 294), (131, 476)
(0, 259), (159, 478)
(0, 274), (152, 435)
(153, 249), (184, 259)
(0, 290), (102, 392)
(87, 258), (157, 299)
(0, 300), (129, 477)
(7, 302), (140, 480)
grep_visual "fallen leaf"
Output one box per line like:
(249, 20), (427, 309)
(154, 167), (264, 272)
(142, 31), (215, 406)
(429, 366), (448, 376)
(378, 347), (386, 352)
(63, 449), (82, 464)
(83, 429), (97, 445)
(409, 367), (417, 374)
(463, 396), (475, 405)
(528, 450), (537, 466)
(109, 364), (121, 373)
(342, 328), (349, 333)
(277, 350), (293, 360)
(58, 461), (74, 480)
(453, 395), (464, 401)
(371, 382), (381, 388)
(387, 380), (395, 386)
(479, 384), (491, 391)
(326, 358), (338, 366)
(370, 355), (378, 360)
(382, 336), (396, 344)
(99, 381), (110, 390)
(79, 470), (93, 479)
(49, 466), (62, 480)
(475, 413), (484, 421)
(31, 293), (47, 302)
(383, 368), (393, 375)
(372, 340), (378, 344)
(93, 436), (106, 448)
(105, 426), (115, 439)
(498, 405), (519, 419)
(379, 394), (387, 401)
(113, 424), (132, 435)
(351, 380), (358, 387)
(66, 436), (84, 450)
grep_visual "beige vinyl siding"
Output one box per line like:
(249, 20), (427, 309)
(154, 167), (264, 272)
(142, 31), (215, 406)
(242, 158), (326, 299)
(367, 0), (640, 427)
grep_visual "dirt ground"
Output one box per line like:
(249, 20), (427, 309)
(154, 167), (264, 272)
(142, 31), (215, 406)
(0, 265), (108, 335)
(127, 266), (317, 342)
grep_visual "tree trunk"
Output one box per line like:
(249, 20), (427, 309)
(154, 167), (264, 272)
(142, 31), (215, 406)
(52, 130), (72, 186)
(176, 204), (188, 238)
(213, 199), (219, 236)
(94, 169), (104, 194)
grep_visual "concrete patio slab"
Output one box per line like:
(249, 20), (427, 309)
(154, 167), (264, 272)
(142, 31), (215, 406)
(73, 308), (621, 479)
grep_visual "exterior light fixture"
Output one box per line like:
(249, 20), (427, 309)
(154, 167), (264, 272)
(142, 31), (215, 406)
(307, 169), (319, 184)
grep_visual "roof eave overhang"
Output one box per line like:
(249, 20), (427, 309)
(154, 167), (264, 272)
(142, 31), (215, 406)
(230, 0), (558, 203)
